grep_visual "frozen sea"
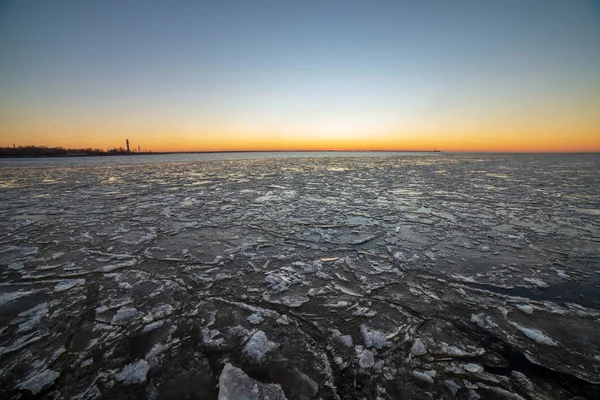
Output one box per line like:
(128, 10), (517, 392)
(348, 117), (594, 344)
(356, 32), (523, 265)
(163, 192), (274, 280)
(0, 152), (599, 399)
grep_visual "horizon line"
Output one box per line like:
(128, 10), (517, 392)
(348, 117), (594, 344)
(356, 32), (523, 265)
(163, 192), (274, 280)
(2, 145), (600, 155)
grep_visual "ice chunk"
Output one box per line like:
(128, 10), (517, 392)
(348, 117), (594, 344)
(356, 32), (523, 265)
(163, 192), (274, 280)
(149, 303), (173, 319)
(81, 358), (94, 367)
(556, 270), (569, 278)
(17, 369), (60, 395)
(264, 274), (291, 292)
(444, 379), (461, 397)
(265, 274), (286, 285)
(50, 347), (66, 363)
(241, 242), (260, 256)
(440, 344), (484, 358)
(471, 313), (501, 331)
(360, 324), (388, 349)
(54, 279), (85, 292)
(203, 329), (224, 347)
(412, 370), (435, 383)
(516, 304), (534, 315)
(481, 383), (528, 400)
(247, 313), (264, 325)
(352, 307), (377, 317)
(330, 329), (353, 347)
(0, 331), (48, 355)
(511, 370), (536, 393)
(254, 193), (282, 203)
(0, 290), (36, 307)
(95, 305), (109, 314)
(356, 346), (375, 368)
(115, 359), (149, 385)
(262, 292), (309, 308)
(509, 322), (559, 346)
(325, 300), (350, 308)
(243, 331), (279, 363)
(411, 339), (427, 356)
(292, 260), (319, 274)
(16, 302), (48, 333)
(462, 363), (483, 373)
(497, 306), (509, 318)
(293, 368), (319, 399)
(8, 262), (25, 270)
(523, 277), (548, 288)
(111, 307), (140, 325)
(334, 256), (351, 267)
(146, 340), (179, 362)
(101, 259), (137, 272)
(451, 274), (477, 284)
(218, 363), (287, 400)
(0, 245), (38, 262)
(333, 283), (363, 297)
(393, 252), (406, 263)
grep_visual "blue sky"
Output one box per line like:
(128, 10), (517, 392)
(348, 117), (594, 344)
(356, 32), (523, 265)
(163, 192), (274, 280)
(1, 0), (599, 151)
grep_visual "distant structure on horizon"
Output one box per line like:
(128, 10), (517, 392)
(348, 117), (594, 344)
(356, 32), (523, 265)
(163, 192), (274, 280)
(126, 139), (130, 152)
(138, 145), (140, 153)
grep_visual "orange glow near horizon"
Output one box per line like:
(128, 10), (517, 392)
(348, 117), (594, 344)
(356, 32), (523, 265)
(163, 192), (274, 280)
(1, 126), (599, 153)
(2, 77), (599, 153)
(1, 108), (599, 153)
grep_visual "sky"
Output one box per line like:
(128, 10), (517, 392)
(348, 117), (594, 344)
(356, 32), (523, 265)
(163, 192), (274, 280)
(0, 0), (599, 152)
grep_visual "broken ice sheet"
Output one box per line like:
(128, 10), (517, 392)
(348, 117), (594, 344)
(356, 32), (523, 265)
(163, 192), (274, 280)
(330, 328), (353, 347)
(218, 363), (287, 400)
(508, 321), (560, 346)
(243, 330), (280, 363)
(1, 153), (599, 399)
(262, 291), (310, 307)
(115, 359), (150, 385)
(412, 370), (436, 383)
(111, 307), (140, 325)
(411, 339), (427, 356)
(355, 346), (376, 368)
(360, 324), (388, 349)
(53, 278), (85, 292)
(14, 302), (48, 333)
(17, 369), (60, 395)
(247, 312), (264, 325)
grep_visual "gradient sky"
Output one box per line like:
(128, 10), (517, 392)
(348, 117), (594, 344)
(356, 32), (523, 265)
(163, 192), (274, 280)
(1, 0), (599, 152)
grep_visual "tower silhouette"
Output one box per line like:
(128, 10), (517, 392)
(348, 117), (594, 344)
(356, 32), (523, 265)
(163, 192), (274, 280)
(126, 139), (130, 152)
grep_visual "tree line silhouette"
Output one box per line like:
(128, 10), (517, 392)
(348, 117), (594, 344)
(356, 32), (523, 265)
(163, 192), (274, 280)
(0, 145), (149, 157)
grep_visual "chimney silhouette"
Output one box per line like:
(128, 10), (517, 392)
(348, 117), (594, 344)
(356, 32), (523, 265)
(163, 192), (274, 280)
(126, 139), (130, 152)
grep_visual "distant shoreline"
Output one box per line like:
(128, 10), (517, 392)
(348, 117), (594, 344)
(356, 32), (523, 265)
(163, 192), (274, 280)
(0, 148), (441, 158)
(0, 153), (168, 159)
(0, 152), (164, 159)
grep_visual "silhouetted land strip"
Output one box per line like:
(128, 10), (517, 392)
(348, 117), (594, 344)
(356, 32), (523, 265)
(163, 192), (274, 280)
(0, 146), (158, 158)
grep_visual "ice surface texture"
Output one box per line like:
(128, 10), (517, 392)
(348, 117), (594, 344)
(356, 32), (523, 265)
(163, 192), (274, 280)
(0, 153), (599, 399)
